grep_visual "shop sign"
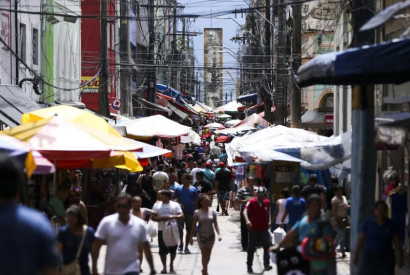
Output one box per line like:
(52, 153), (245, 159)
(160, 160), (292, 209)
(80, 76), (99, 93)
(325, 114), (334, 125)
(111, 99), (121, 111)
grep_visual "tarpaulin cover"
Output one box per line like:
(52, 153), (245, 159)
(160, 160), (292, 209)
(214, 101), (244, 113)
(297, 38), (410, 87)
(225, 119), (242, 128)
(234, 113), (270, 128)
(180, 130), (201, 145)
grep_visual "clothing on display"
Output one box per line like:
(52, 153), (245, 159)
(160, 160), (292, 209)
(173, 143), (185, 160)
(156, 138), (163, 149)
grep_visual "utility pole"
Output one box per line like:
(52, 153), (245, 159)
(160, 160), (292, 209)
(274, 0), (286, 126)
(147, 0), (157, 116)
(41, 0), (46, 102)
(120, 0), (130, 116)
(225, 93), (228, 104)
(181, 18), (186, 92)
(290, 4), (302, 128)
(264, 0), (272, 123)
(99, 0), (110, 116)
(171, 1), (177, 89)
(14, 0), (19, 85)
(230, 92), (233, 101)
(349, 0), (375, 273)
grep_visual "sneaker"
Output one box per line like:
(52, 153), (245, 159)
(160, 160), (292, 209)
(184, 248), (191, 254)
(247, 267), (253, 274)
(178, 245), (183, 252)
(264, 265), (273, 271)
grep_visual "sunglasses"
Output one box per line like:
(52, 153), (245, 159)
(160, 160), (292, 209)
(116, 204), (130, 209)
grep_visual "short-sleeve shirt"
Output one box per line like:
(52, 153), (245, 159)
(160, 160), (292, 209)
(95, 213), (148, 274)
(174, 186), (198, 214)
(57, 226), (95, 275)
(360, 216), (398, 251)
(236, 186), (257, 205)
(202, 168), (215, 186)
(49, 195), (66, 217)
(245, 198), (270, 231)
(191, 167), (203, 184)
(152, 201), (183, 231)
(194, 181), (213, 195)
(0, 204), (59, 274)
(215, 168), (232, 191)
(301, 184), (325, 199)
(331, 195), (348, 217)
(285, 197), (306, 226)
(292, 215), (333, 242)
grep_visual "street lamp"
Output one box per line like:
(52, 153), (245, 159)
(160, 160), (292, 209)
(212, 46), (237, 56)
(216, 16), (262, 42)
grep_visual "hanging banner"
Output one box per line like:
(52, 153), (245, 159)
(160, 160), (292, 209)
(81, 77), (99, 93)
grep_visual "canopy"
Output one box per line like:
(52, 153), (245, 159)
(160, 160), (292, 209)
(125, 139), (173, 159)
(237, 93), (257, 102)
(119, 115), (191, 138)
(216, 136), (230, 143)
(218, 114), (232, 119)
(180, 129), (201, 145)
(1, 116), (142, 160)
(234, 113), (270, 128)
(0, 135), (36, 176)
(214, 101), (244, 113)
(297, 38), (410, 87)
(225, 119), (242, 128)
(216, 125), (256, 135)
(22, 105), (122, 137)
(204, 123), (225, 129)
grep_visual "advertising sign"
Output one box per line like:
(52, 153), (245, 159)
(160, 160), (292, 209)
(81, 77), (100, 93)
(325, 114), (334, 125)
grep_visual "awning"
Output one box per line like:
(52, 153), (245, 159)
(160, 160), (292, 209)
(85, 108), (115, 125)
(237, 93), (257, 102)
(301, 111), (333, 129)
(167, 103), (188, 119)
(49, 101), (86, 109)
(0, 85), (40, 127)
(297, 38), (410, 87)
(138, 98), (171, 114)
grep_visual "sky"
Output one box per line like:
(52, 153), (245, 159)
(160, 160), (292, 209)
(182, 0), (248, 102)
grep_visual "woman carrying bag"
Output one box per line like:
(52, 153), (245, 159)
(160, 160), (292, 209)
(57, 205), (95, 275)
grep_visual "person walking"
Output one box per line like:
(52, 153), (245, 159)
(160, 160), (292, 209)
(271, 189), (290, 231)
(0, 155), (60, 275)
(91, 193), (156, 275)
(169, 173), (180, 191)
(301, 174), (326, 209)
(177, 162), (189, 184)
(191, 161), (203, 185)
(280, 185), (306, 231)
(139, 168), (156, 207)
(174, 174), (198, 254)
(236, 177), (257, 250)
(189, 195), (222, 275)
(194, 171), (214, 199)
(243, 187), (272, 273)
(331, 186), (349, 258)
(151, 190), (184, 274)
(157, 180), (175, 200)
(202, 149), (211, 162)
(57, 205), (95, 275)
(215, 162), (232, 216)
(49, 183), (70, 223)
(153, 165), (169, 194)
(353, 200), (403, 274)
(202, 162), (215, 189)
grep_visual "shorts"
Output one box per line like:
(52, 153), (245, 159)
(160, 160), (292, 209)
(218, 190), (230, 202)
(177, 213), (194, 232)
(158, 231), (178, 255)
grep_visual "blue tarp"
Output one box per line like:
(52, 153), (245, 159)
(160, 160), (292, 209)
(156, 84), (193, 104)
(297, 38), (410, 87)
(237, 93), (257, 102)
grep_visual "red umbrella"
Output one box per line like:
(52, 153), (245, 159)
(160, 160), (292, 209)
(204, 123), (225, 129)
(216, 136), (230, 143)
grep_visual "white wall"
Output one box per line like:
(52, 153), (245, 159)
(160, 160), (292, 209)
(0, 0), (14, 85)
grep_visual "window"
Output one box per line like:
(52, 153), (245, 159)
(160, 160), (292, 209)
(19, 24), (26, 63)
(32, 28), (38, 65)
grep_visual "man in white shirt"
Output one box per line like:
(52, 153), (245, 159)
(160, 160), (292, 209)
(152, 190), (184, 274)
(153, 164), (169, 193)
(210, 144), (221, 156)
(190, 161), (203, 184)
(92, 193), (155, 275)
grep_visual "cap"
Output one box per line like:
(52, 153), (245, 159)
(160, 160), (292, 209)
(256, 187), (267, 194)
(205, 162), (212, 168)
(309, 174), (318, 181)
(219, 162), (225, 167)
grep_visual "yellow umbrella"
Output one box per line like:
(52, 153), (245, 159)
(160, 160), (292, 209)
(93, 151), (143, 172)
(21, 105), (121, 137)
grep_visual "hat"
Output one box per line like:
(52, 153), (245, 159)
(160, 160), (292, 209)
(309, 174), (318, 181)
(256, 187), (267, 194)
(205, 162), (212, 168)
(219, 162), (225, 167)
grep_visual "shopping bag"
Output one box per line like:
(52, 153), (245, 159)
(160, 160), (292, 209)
(147, 220), (157, 238)
(273, 227), (286, 245)
(163, 221), (179, 247)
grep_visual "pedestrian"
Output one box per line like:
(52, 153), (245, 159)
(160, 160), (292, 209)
(210, 144), (221, 157)
(157, 180), (175, 200)
(190, 194), (222, 275)
(169, 173), (181, 191)
(215, 162), (232, 216)
(0, 155), (60, 275)
(177, 162), (189, 184)
(174, 173), (198, 254)
(203, 162), (215, 204)
(191, 161), (203, 184)
(91, 193), (156, 275)
(301, 174), (326, 209)
(49, 183), (71, 223)
(151, 190), (184, 274)
(134, 182), (152, 209)
(131, 196), (152, 272)
(353, 200), (403, 274)
(209, 155), (219, 170)
(202, 149), (211, 162)
(275, 194), (336, 275)
(194, 171), (214, 199)
(243, 187), (272, 273)
(153, 164), (169, 194)
(139, 168), (156, 206)
(331, 186), (349, 258)
(280, 185), (306, 231)
(57, 205), (95, 275)
(326, 177), (341, 216)
(236, 177), (257, 251)
(272, 189), (290, 231)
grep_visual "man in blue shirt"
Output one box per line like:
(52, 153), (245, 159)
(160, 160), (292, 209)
(174, 173), (198, 254)
(280, 185), (306, 230)
(0, 154), (60, 275)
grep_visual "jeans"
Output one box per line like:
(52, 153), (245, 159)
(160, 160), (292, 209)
(332, 218), (345, 254)
(240, 205), (248, 249)
(247, 230), (270, 268)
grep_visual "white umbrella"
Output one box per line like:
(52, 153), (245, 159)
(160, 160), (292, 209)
(218, 114), (232, 119)
(225, 119), (242, 127)
(204, 123), (225, 129)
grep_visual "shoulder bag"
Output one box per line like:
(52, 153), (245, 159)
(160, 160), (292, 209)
(61, 226), (87, 275)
